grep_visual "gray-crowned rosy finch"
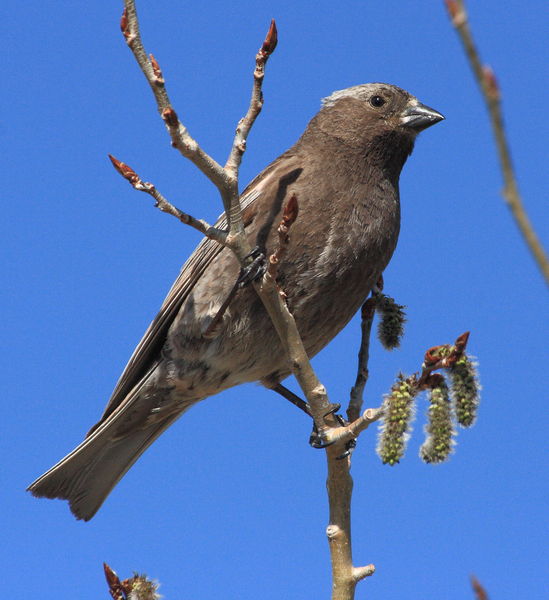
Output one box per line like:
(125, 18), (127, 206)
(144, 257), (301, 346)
(28, 83), (444, 520)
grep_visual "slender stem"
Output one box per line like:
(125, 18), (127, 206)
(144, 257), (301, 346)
(348, 298), (376, 422)
(445, 0), (549, 284)
(107, 155), (227, 245)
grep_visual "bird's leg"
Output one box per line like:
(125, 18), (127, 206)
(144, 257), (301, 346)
(271, 383), (312, 416)
(202, 247), (267, 339)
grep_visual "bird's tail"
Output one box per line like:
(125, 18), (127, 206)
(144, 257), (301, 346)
(27, 409), (185, 521)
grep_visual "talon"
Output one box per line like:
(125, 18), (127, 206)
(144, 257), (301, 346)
(336, 438), (357, 460)
(237, 246), (267, 287)
(334, 413), (348, 427)
(323, 403), (341, 419)
(309, 427), (335, 449)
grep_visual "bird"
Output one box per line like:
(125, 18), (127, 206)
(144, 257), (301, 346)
(28, 83), (444, 520)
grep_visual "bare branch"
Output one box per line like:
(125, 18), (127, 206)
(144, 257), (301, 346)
(223, 19), (278, 239)
(108, 155), (228, 246)
(225, 20), (278, 178)
(445, 0), (549, 284)
(121, 1), (226, 190)
(257, 269), (335, 434)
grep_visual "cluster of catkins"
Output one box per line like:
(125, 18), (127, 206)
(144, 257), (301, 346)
(372, 295), (480, 466)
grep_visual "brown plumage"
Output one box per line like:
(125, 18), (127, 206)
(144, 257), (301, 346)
(28, 83), (444, 520)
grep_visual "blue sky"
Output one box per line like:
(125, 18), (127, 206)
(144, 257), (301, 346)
(4, 2), (547, 598)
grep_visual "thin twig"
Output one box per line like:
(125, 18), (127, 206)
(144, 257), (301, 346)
(121, 1), (226, 191)
(222, 18), (277, 238)
(470, 575), (489, 600)
(108, 155), (228, 246)
(267, 193), (299, 280)
(445, 0), (549, 284)
(225, 20), (277, 178)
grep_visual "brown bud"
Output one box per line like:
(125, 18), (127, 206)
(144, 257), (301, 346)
(444, 0), (466, 26)
(149, 53), (164, 83)
(262, 19), (278, 55)
(162, 107), (179, 128)
(120, 8), (130, 39)
(282, 193), (299, 227)
(471, 575), (489, 600)
(444, 0), (459, 19)
(482, 66), (500, 101)
(454, 331), (470, 354)
(103, 563), (124, 600)
(108, 154), (140, 186)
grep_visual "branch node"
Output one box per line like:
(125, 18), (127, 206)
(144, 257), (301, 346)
(444, 0), (466, 26)
(353, 564), (376, 582)
(162, 106), (179, 128)
(120, 8), (131, 40)
(149, 53), (165, 85)
(326, 524), (342, 540)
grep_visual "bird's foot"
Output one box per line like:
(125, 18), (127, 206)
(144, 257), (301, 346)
(237, 246), (267, 288)
(308, 406), (357, 458)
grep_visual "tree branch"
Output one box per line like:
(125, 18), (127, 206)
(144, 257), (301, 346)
(445, 0), (549, 284)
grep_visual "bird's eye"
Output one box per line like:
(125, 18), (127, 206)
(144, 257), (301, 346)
(370, 95), (386, 108)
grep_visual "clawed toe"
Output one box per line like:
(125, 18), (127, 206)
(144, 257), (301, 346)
(237, 246), (267, 287)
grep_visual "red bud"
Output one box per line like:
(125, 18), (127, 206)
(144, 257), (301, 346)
(282, 193), (299, 227)
(120, 8), (130, 39)
(149, 53), (164, 82)
(261, 19), (278, 55)
(103, 563), (124, 600)
(108, 154), (139, 185)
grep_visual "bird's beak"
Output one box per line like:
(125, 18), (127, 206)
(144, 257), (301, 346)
(400, 102), (445, 132)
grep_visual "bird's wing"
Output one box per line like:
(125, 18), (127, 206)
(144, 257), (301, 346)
(94, 186), (262, 426)
(92, 144), (305, 430)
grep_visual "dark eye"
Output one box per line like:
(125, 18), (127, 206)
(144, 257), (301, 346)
(370, 95), (386, 108)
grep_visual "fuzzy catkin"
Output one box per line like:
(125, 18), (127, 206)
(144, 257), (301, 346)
(449, 355), (480, 427)
(377, 375), (417, 465)
(420, 379), (455, 463)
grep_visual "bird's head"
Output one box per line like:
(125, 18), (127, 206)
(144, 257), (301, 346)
(310, 83), (444, 176)
(320, 82), (444, 137)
